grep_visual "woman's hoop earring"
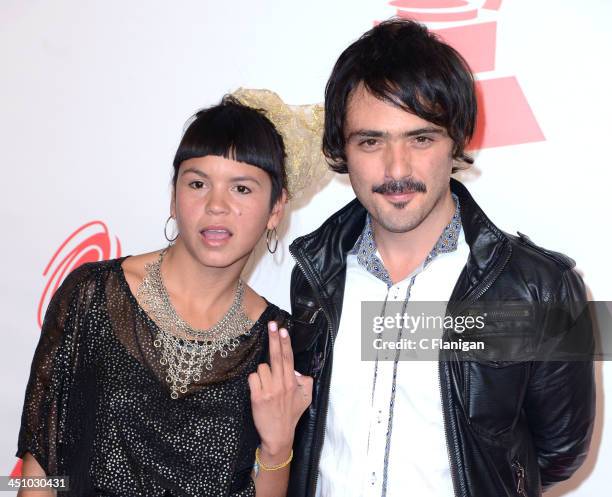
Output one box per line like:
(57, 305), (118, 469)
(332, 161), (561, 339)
(266, 228), (278, 254)
(164, 216), (179, 243)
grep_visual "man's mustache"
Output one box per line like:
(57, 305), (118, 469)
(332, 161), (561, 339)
(372, 178), (427, 194)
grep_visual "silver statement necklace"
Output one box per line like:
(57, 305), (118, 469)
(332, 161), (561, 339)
(136, 248), (254, 399)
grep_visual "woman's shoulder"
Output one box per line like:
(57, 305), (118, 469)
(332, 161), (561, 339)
(57, 257), (124, 294)
(42, 257), (127, 325)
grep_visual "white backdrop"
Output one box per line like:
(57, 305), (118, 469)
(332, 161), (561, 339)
(1, 0), (610, 495)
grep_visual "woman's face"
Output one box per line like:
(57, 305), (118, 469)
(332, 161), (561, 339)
(171, 155), (285, 270)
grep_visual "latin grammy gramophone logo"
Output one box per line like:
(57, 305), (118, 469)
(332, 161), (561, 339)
(380, 0), (545, 150)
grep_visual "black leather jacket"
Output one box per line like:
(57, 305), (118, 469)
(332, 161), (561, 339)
(287, 179), (595, 497)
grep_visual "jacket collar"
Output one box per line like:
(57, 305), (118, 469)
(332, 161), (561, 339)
(289, 178), (510, 294)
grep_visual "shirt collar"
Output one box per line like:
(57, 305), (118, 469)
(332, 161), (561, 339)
(350, 193), (462, 287)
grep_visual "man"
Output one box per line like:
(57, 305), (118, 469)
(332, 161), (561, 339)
(287, 19), (594, 497)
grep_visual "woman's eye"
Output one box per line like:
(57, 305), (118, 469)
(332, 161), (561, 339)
(233, 185), (252, 194)
(189, 180), (204, 189)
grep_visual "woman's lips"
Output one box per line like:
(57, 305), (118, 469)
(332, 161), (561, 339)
(200, 228), (232, 246)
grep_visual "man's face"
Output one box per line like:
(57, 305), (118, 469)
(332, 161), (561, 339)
(344, 85), (455, 234)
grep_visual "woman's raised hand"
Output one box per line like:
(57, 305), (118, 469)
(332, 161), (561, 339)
(248, 321), (313, 464)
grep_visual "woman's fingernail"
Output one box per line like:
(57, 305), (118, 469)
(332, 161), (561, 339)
(280, 328), (288, 338)
(269, 321), (278, 332)
(294, 370), (302, 377)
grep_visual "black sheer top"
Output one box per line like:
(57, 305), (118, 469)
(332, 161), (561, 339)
(16, 257), (290, 497)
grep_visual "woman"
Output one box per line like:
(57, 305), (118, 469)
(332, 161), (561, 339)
(16, 93), (315, 497)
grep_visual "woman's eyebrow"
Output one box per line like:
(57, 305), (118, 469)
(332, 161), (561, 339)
(180, 169), (261, 186)
(181, 167), (207, 177)
(230, 176), (262, 186)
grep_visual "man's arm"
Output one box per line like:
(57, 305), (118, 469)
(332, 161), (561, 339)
(524, 268), (595, 490)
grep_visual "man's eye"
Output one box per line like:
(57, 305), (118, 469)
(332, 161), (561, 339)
(359, 138), (379, 148)
(189, 181), (204, 189)
(233, 185), (252, 194)
(414, 136), (434, 146)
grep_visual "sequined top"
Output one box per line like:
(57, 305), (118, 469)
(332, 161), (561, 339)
(16, 257), (290, 497)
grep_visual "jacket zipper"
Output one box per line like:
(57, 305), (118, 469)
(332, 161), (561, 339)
(439, 244), (513, 497)
(308, 307), (323, 324)
(512, 460), (527, 496)
(437, 363), (462, 497)
(482, 309), (530, 320)
(291, 250), (335, 497)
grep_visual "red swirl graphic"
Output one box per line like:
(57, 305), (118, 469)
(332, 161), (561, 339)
(36, 220), (122, 328)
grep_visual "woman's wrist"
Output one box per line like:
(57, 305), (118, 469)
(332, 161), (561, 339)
(258, 441), (293, 466)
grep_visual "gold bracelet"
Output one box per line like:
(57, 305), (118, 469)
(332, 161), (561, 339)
(255, 446), (293, 471)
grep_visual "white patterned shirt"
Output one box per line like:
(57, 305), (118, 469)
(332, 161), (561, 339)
(316, 195), (468, 497)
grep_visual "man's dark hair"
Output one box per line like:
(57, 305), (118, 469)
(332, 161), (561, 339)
(323, 18), (477, 173)
(173, 95), (287, 207)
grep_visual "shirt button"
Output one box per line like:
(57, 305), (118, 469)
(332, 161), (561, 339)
(370, 472), (376, 485)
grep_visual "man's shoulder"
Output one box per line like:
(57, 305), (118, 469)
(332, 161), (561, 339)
(499, 230), (582, 299)
(506, 231), (575, 271)
(454, 179), (578, 291)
